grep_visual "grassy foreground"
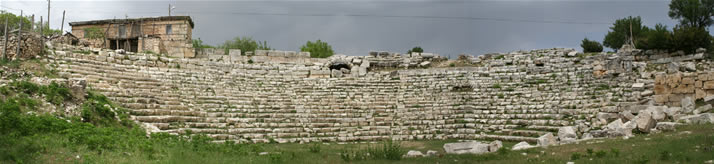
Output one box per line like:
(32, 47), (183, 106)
(1, 80), (713, 164)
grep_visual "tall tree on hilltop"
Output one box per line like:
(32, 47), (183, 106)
(669, 0), (714, 28)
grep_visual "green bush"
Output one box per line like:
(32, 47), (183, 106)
(670, 25), (712, 54)
(407, 46), (424, 54)
(308, 143), (321, 153)
(639, 24), (672, 51)
(367, 140), (405, 160)
(301, 40), (334, 58)
(580, 38), (603, 53)
(219, 36), (271, 55)
(192, 38), (214, 51)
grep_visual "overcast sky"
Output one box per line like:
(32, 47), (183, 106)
(0, 0), (700, 58)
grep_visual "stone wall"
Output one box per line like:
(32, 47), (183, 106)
(46, 45), (645, 143)
(654, 72), (714, 106)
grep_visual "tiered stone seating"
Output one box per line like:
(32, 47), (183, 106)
(47, 47), (639, 143)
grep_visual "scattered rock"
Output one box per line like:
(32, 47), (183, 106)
(420, 61), (431, 67)
(704, 95), (714, 103)
(558, 126), (577, 141)
(537, 133), (557, 147)
(682, 97), (695, 114)
(696, 47), (707, 53)
(488, 140), (503, 152)
(655, 122), (680, 131)
(634, 112), (656, 133)
(694, 104), (712, 114)
(677, 113), (714, 124)
(426, 150), (438, 157)
(512, 141), (537, 150)
(443, 141), (501, 154)
(405, 150), (424, 158)
(259, 152), (269, 155)
(680, 62), (696, 72)
(567, 51), (578, 57)
(664, 107), (682, 118)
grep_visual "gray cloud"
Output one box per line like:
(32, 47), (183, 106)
(1, 0), (692, 57)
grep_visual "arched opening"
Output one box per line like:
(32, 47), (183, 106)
(329, 62), (351, 71)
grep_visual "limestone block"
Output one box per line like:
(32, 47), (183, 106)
(677, 113), (714, 124)
(654, 94), (668, 104)
(557, 126), (577, 140)
(229, 49), (241, 56)
(405, 150), (424, 158)
(443, 140), (499, 153)
(655, 122), (680, 131)
(512, 141), (536, 150)
(331, 69), (343, 78)
(694, 104), (712, 114)
(537, 133), (556, 147)
(634, 112), (656, 133)
(704, 81), (714, 89)
(255, 50), (268, 56)
(681, 96), (695, 114)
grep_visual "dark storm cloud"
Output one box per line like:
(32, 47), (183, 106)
(1, 0), (688, 58)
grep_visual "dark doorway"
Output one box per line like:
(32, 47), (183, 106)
(109, 39), (139, 52)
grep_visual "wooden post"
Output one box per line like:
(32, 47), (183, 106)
(3, 16), (8, 59)
(115, 24), (118, 50)
(47, 0), (50, 31)
(40, 16), (43, 37)
(40, 16), (43, 54)
(60, 10), (65, 34)
(140, 18), (143, 51)
(31, 15), (34, 30)
(16, 10), (23, 58)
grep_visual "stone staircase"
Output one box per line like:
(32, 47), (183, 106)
(47, 47), (640, 144)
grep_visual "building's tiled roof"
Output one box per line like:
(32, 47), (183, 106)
(69, 16), (194, 28)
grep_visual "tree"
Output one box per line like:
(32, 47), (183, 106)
(639, 24), (672, 51)
(0, 11), (32, 36)
(407, 46), (423, 54)
(192, 38), (214, 52)
(300, 40), (334, 58)
(668, 0), (714, 28)
(603, 16), (651, 50)
(580, 38), (603, 53)
(670, 25), (712, 54)
(218, 36), (271, 55)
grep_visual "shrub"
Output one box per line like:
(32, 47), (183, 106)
(219, 36), (271, 55)
(639, 24), (672, 51)
(407, 46), (424, 54)
(192, 38), (214, 51)
(368, 140), (405, 160)
(308, 143), (321, 153)
(571, 152), (582, 160)
(670, 25), (712, 54)
(301, 40), (334, 58)
(581, 38), (603, 53)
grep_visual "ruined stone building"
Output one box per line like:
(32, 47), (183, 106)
(69, 16), (195, 58)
